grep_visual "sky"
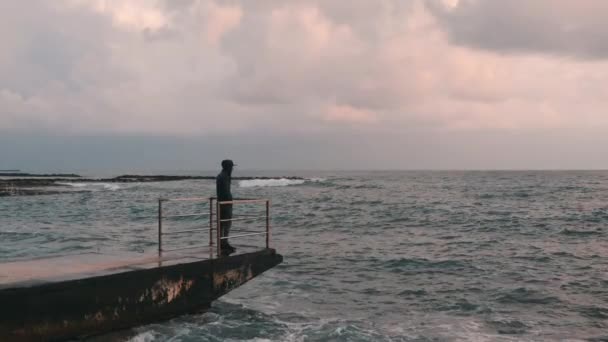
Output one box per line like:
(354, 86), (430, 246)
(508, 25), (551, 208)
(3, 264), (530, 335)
(1, 0), (608, 171)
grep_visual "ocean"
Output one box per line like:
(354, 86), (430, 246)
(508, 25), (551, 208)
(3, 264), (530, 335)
(1, 171), (607, 341)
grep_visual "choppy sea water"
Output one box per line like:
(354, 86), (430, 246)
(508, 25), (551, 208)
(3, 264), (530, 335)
(2, 171), (608, 341)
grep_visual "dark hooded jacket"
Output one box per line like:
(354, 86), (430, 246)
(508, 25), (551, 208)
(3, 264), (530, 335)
(216, 170), (232, 201)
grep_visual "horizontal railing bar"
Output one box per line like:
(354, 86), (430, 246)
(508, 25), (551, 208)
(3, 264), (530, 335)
(230, 243), (263, 249)
(162, 228), (263, 236)
(163, 197), (245, 202)
(228, 229), (265, 234)
(161, 197), (265, 202)
(221, 232), (267, 239)
(59, 215), (215, 221)
(50, 214), (208, 221)
(163, 197), (211, 202)
(161, 244), (210, 252)
(163, 212), (210, 219)
(220, 215), (267, 222)
(218, 199), (269, 205)
(161, 228), (210, 235)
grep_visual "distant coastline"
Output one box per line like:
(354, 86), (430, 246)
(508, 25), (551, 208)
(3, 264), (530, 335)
(0, 173), (81, 178)
(0, 174), (304, 197)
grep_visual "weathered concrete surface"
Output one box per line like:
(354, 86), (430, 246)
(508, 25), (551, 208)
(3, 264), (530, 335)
(0, 249), (282, 341)
(0, 250), (213, 288)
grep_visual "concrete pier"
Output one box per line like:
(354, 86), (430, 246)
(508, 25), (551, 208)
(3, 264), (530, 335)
(0, 248), (282, 341)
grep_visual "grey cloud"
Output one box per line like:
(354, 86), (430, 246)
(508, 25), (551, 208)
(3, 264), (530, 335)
(217, 2), (415, 110)
(0, 1), (125, 95)
(429, 0), (608, 59)
(163, 0), (197, 11)
(143, 27), (182, 42)
(1, 0), (608, 172)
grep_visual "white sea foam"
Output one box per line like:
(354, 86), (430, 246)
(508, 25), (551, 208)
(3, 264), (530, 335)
(238, 178), (304, 188)
(101, 183), (121, 191)
(239, 178), (306, 188)
(238, 177), (325, 188)
(56, 182), (121, 191)
(57, 182), (88, 188)
(126, 331), (156, 342)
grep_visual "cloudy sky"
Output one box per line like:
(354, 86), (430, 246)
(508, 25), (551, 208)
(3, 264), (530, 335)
(2, 0), (608, 171)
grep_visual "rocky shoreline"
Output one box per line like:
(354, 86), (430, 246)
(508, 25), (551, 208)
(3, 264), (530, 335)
(0, 174), (305, 197)
(0, 173), (81, 178)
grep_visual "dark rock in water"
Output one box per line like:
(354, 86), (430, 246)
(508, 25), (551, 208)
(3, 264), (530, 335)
(0, 173), (81, 178)
(0, 179), (72, 197)
(0, 189), (70, 197)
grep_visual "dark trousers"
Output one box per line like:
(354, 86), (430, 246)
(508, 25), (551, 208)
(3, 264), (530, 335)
(219, 204), (232, 243)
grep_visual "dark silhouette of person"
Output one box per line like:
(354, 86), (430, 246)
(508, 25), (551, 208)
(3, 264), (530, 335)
(217, 159), (236, 254)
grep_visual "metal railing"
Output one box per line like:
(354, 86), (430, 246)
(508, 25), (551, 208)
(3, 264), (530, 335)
(157, 197), (271, 257)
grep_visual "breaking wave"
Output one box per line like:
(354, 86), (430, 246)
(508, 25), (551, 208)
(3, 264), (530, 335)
(238, 178), (325, 188)
(56, 182), (121, 191)
(127, 331), (157, 342)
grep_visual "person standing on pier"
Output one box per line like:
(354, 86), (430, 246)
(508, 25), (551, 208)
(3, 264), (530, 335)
(217, 159), (236, 254)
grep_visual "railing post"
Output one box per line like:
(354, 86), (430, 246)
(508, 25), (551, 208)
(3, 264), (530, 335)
(266, 200), (270, 249)
(158, 199), (163, 255)
(209, 198), (213, 247)
(216, 201), (222, 257)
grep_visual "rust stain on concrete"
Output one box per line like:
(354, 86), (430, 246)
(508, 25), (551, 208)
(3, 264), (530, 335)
(213, 265), (253, 291)
(84, 311), (105, 323)
(139, 277), (194, 305)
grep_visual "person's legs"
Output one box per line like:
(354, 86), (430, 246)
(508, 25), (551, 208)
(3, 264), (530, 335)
(220, 204), (235, 252)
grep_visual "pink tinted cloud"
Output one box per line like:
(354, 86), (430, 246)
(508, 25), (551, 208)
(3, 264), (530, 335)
(2, 0), (608, 135)
(325, 104), (377, 124)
